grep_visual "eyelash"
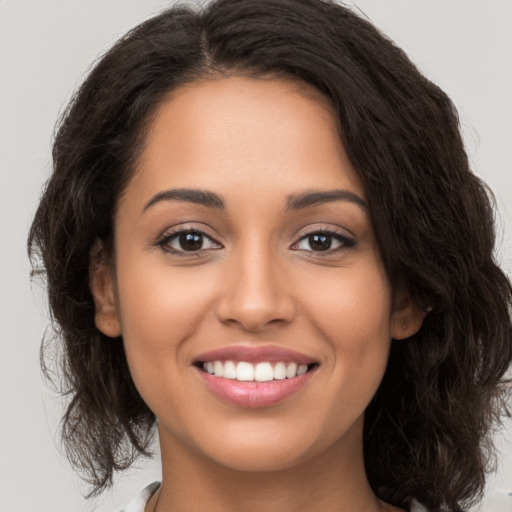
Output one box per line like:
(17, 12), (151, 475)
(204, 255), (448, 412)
(291, 229), (356, 255)
(155, 227), (222, 256)
(155, 227), (355, 256)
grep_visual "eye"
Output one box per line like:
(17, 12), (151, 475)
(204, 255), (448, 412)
(157, 229), (222, 253)
(292, 231), (355, 253)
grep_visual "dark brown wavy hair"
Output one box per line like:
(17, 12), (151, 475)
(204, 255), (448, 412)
(28, 0), (512, 510)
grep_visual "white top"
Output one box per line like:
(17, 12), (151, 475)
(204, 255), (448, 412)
(118, 482), (433, 511)
(119, 482), (160, 512)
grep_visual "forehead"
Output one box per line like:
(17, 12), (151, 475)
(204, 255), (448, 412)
(120, 75), (365, 210)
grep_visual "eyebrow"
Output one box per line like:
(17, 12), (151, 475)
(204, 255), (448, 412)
(143, 188), (225, 212)
(143, 187), (368, 213)
(286, 189), (368, 211)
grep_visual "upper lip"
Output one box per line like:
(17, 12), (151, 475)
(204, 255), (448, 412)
(193, 345), (318, 365)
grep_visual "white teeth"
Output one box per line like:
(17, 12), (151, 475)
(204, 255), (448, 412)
(223, 360), (237, 379)
(202, 360), (312, 381)
(273, 362), (287, 380)
(236, 361), (254, 381)
(213, 360), (224, 378)
(286, 362), (297, 379)
(297, 364), (308, 376)
(254, 362), (273, 382)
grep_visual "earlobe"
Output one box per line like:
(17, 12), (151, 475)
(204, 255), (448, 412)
(89, 240), (122, 338)
(391, 291), (427, 340)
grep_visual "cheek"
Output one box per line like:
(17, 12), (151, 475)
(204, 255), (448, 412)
(298, 256), (393, 400)
(118, 253), (220, 327)
(302, 256), (392, 343)
(115, 259), (219, 388)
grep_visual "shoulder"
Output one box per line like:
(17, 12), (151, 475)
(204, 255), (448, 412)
(118, 482), (161, 512)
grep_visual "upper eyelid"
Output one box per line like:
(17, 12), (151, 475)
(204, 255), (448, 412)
(290, 218), (357, 237)
(158, 224), (221, 241)
(290, 228), (356, 252)
(155, 227), (223, 250)
(165, 230), (217, 240)
(300, 230), (349, 240)
(292, 226), (354, 243)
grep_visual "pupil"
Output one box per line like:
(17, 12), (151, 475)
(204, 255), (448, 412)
(309, 233), (331, 251)
(179, 232), (203, 251)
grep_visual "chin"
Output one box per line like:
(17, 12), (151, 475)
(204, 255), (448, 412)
(193, 418), (353, 474)
(207, 444), (314, 473)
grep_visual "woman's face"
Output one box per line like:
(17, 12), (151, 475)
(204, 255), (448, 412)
(92, 76), (422, 472)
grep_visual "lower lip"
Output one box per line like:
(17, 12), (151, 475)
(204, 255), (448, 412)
(196, 367), (317, 408)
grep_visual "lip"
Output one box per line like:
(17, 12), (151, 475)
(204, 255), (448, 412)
(196, 365), (318, 408)
(193, 344), (317, 365)
(193, 344), (319, 408)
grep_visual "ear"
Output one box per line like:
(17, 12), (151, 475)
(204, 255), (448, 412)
(89, 240), (122, 338)
(391, 290), (427, 340)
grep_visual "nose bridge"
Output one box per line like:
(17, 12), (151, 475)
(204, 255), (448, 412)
(217, 236), (294, 331)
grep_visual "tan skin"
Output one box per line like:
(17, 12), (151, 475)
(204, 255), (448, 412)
(91, 76), (424, 512)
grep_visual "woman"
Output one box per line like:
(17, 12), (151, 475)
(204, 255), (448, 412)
(28, 0), (512, 511)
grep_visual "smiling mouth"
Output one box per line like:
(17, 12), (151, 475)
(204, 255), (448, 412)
(195, 360), (318, 382)
(193, 345), (319, 407)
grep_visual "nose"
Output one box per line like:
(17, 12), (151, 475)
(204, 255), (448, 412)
(216, 244), (296, 333)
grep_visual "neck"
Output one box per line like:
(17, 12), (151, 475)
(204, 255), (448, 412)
(148, 418), (393, 512)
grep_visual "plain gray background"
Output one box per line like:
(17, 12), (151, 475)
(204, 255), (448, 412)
(1, 1), (511, 511)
